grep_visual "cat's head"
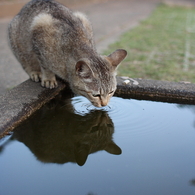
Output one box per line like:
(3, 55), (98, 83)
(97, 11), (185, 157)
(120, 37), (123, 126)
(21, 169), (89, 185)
(73, 49), (127, 107)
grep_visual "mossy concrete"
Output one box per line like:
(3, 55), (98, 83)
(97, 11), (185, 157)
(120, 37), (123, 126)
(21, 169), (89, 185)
(1, 77), (195, 138)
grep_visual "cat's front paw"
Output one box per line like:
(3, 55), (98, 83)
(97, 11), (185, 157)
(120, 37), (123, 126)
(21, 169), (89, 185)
(41, 78), (58, 89)
(30, 71), (42, 82)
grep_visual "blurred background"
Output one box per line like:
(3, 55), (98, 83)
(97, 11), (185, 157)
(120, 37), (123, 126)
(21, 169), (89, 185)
(0, 0), (194, 94)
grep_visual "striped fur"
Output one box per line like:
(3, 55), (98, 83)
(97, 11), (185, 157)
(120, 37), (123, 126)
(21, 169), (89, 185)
(8, 0), (127, 107)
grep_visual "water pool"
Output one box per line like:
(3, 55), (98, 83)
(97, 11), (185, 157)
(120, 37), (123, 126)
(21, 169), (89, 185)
(0, 94), (195, 195)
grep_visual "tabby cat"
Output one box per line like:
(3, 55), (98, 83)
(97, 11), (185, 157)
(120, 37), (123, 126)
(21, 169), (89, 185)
(8, 0), (127, 107)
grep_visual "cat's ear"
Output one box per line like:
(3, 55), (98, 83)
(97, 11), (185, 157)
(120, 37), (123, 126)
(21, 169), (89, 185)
(75, 60), (94, 79)
(104, 141), (122, 155)
(74, 143), (90, 166)
(107, 49), (127, 68)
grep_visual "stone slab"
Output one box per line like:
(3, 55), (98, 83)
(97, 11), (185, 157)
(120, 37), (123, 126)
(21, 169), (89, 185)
(116, 77), (195, 104)
(0, 79), (66, 138)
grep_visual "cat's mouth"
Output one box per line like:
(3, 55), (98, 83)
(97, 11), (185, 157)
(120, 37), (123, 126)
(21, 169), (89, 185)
(90, 96), (110, 108)
(92, 102), (106, 108)
(89, 93), (112, 108)
(76, 88), (111, 107)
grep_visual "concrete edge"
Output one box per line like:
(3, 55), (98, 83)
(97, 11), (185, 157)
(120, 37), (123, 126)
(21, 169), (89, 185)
(116, 77), (195, 104)
(0, 77), (195, 138)
(0, 79), (66, 138)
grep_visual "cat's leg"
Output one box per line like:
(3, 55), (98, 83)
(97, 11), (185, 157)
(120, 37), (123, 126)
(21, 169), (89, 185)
(22, 55), (42, 82)
(40, 67), (58, 89)
(11, 51), (42, 82)
(30, 13), (59, 89)
(10, 39), (42, 82)
(29, 71), (42, 82)
(8, 16), (42, 82)
(21, 55), (57, 89)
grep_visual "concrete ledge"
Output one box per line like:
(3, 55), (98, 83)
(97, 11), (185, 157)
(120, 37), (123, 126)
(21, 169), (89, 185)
(0, 79), (66, 138)
(0, 77), (195, 138)
(116, 77), (195, 104)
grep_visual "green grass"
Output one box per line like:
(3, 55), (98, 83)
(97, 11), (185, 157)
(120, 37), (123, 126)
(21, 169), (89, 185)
(105, 4), (195, 83)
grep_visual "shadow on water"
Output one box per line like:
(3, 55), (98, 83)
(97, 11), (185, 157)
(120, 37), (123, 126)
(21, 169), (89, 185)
(177, 105), (195, 187)
(0, 90), (122, 166)
(178, 105), (195, 128)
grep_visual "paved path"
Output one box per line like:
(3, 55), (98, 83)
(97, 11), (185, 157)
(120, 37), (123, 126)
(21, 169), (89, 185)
(0, 0), (194, 94)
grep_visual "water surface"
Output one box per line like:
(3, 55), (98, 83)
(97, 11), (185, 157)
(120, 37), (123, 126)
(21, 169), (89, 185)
(1, 95), (195, 195)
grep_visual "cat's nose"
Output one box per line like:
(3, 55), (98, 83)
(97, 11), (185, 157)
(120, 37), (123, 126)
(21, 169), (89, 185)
(101, 98), (108, 107)
(101, 103), (107, 107)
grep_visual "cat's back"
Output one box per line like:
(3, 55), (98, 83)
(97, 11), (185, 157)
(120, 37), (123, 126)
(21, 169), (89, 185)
(11, 0), (76, 29)
(8, 0), (93, 61)
(9, 0), (93, 50)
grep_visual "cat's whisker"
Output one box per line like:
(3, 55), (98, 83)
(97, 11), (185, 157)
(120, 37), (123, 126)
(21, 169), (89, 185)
(86, 104), (94, 111)
(107, 105), (112, 109)
(82, 103), (91, 108)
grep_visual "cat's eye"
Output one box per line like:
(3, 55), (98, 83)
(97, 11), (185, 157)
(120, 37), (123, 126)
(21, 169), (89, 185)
(92, 94), (100, 98)
(109, 91), (114, 95)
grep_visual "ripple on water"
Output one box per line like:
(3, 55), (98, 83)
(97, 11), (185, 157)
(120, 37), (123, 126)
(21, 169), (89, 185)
(71, 96), (177, 137)
(71, 96), (113, 115)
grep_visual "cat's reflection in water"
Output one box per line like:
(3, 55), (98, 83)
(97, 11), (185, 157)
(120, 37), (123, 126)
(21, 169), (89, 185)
(13, 96), (122, 166)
